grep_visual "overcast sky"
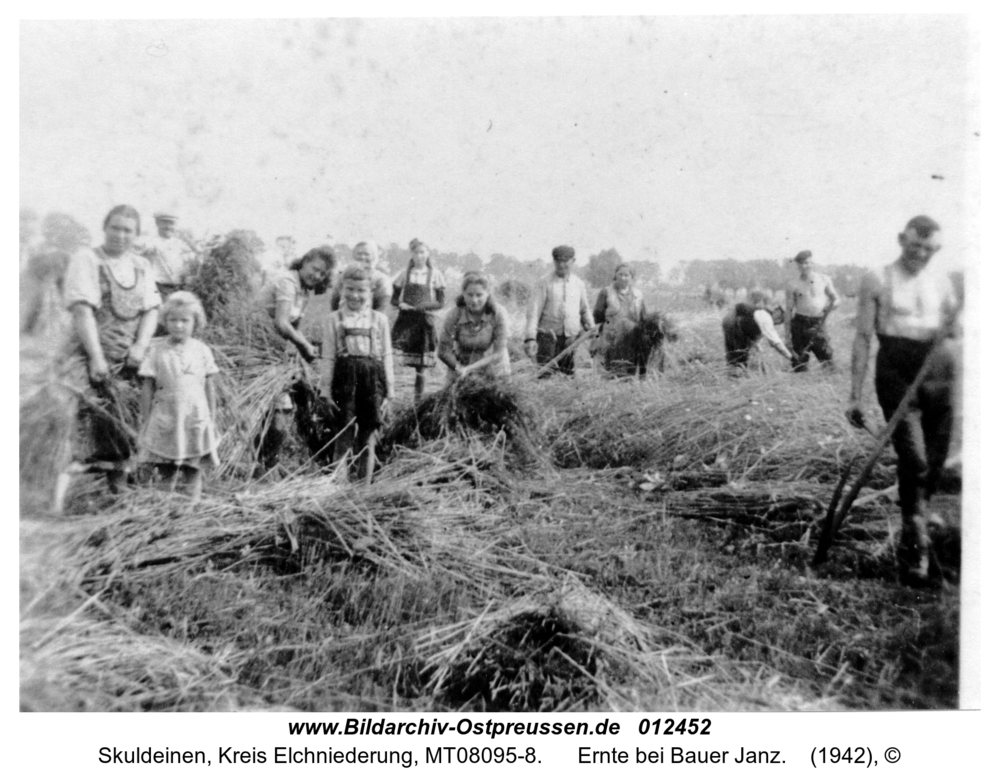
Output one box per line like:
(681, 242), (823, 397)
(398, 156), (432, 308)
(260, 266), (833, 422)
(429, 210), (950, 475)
(20, 15), (976, 270)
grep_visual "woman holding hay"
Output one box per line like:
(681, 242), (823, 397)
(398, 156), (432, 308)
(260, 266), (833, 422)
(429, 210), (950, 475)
(329, 241), (393, 316)
(390, 239), (447, 402)
(320, 263), (395, 483)
(259, 246), (336, 362)
(592, 263), (647, 373)
(438, 271), (512, 384)
(137, 291), (219, 500)
(59, 204), (161, 498)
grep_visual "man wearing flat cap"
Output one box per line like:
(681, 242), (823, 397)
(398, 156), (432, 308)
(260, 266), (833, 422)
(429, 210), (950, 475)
(137, 212), (197, 300)
(785, 249), (839, 371)
(525, 245), (595, 376)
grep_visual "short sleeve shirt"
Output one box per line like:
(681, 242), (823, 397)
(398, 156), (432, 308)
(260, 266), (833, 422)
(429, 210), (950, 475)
(63, 246), (160, 313)
(260, 268), (308, 322)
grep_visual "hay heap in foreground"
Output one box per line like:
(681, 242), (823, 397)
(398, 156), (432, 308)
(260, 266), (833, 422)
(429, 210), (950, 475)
(23, 441), (673, 711)
(380, 376), (541, 466)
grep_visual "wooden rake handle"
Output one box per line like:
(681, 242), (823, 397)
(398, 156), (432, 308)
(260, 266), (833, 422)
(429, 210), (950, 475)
(535, 328), (599, 378)
(813, 335), (945, 565)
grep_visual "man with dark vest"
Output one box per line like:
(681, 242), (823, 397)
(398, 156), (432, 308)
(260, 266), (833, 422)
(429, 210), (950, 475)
(722, 290), (795, 370)
(847, 215), (960, 586)
(524, 245), (595, 376)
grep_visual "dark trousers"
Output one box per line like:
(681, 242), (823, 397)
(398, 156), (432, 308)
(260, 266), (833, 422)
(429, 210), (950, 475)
(722, 313), (755, 367)
(875, 335), (955, 519)
(536, 331), (576, 376)
(790, 314), (833, 371)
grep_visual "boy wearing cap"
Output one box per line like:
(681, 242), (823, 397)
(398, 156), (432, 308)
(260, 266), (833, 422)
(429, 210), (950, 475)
(846, 216), (960, 586)
(785, 250), (839, 372)
(525, 245), (595, 376)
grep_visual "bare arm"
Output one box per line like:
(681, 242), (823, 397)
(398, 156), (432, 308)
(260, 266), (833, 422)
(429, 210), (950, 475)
(140, 377), (155, 423)
(755, 311), (794, 361)
(849, 273), (880, 406)
(128, 308), (159, 368)
(206, 375), (217, 421)
(824, 276), (841, 315)
(71, 303), (109, 384)
(274, 300), (315, 361)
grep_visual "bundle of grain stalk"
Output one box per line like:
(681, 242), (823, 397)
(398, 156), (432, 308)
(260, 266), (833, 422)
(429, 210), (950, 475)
(416, 574), (660, 710)
(538, 372), (894, 487)
(380, 375), (541, 466)
(19, 342), (142, 512)
(56, 454), (546, 603)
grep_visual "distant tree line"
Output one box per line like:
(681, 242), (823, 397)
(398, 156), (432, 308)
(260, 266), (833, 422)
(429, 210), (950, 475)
(676, 258), (869, 298)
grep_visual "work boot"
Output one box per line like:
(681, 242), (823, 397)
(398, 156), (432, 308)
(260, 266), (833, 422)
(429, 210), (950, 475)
(897, 514), (931, 587)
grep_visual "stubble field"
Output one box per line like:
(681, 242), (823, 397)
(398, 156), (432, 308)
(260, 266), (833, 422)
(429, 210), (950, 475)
(20, 291), (964, 711)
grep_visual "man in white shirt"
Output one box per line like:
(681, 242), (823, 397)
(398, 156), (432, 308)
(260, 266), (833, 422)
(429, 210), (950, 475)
(524, 245), (595, 376)
(722, 292), (795, 371)
(785, 250), (840, 371)
(847, 215), (960, 586)
(137, 212), (195, 299)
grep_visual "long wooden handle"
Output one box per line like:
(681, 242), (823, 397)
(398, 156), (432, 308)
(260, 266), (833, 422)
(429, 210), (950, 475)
(813, 338), (943, 565)
(536, 328), (599, 377)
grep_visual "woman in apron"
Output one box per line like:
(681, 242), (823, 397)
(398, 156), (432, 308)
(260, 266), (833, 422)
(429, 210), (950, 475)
(57, 204), (161, 507)
(390, 239), (446, 403)
(592, 263), (647, 374)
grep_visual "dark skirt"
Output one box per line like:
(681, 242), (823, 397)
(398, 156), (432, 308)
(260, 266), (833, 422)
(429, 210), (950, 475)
(331, 355), (388, 437)
(391, 311), (438, 368)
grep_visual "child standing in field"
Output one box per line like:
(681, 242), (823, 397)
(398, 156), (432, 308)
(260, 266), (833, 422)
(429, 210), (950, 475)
(137, 291), (220, 500)
(320, 263), (395, 484)
(390, 238), (446, 402)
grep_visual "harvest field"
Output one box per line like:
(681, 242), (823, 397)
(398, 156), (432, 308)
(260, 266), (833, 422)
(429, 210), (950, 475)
(19, 289), (963, 712)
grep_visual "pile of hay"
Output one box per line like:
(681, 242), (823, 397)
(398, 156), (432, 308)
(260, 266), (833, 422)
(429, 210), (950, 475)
(539, 373), (894, 487)
(417, 575), (658, 710)
(22, 436), (683, 711)
(186, 230), (265, 324)
(380, 376), (540, 465)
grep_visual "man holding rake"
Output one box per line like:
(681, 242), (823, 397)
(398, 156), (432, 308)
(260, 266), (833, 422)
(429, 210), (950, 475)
(847, 215), (960, 586)
(524, 245), (595, 377)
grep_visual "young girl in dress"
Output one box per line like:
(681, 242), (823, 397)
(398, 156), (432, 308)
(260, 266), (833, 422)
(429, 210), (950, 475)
(320, 263), (395, 484)
(137, 291), (219, 500)
(390, 238), (446, 402)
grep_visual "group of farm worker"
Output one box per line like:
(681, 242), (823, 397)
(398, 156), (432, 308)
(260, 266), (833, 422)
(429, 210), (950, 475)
(720, 216), (960, 585)
(59, 205), (959, 585)
(721, 249), (840, 372)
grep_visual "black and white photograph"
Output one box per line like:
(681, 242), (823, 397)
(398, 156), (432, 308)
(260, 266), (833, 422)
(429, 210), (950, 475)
(19, 11), (978, 727)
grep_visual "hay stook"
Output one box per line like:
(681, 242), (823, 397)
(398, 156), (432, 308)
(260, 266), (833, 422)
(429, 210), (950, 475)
(379, 376), (539, 466)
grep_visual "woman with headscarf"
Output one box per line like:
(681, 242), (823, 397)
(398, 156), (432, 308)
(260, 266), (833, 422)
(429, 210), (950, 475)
(390, 239), (446, 402)
(592, 263), (647, 373)
(438, 271), (511, 385)
(58, 204), (161, 501)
